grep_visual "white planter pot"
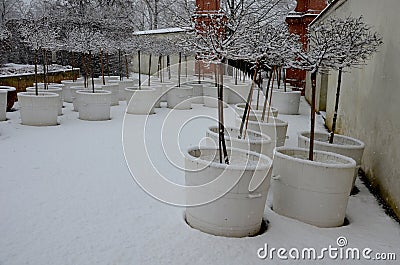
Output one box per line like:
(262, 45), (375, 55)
(185, 147), (272, 237)
(70, 86), (85, 111)
(206, 126), (274, 158)
(153, 81), (175, 103)
(125, 87), (158, 115)
(191, 83), (203, 104)
(271, 90), (301, 115)
(137, 85), (163, 108)
(167, 86), (193, 110)
(235, 115), (288, 147)
(235, 103), (279, 118)
(298, 131), (365, 165)
(271, 147), (356, 227)
(0, 90), (7, 121)
(226, 84), (250, 104)
(203, 85), (228, 108)
(119, 79), (138, 101)
(26, 87), (63, 115)
(17, 92), (59, 126)
(61, 80), (84, 103)
(101, 84), (120, 106)
(298, 131), (365, 186)
(109, 79), (138, 101)
(76, 90), (111, 121)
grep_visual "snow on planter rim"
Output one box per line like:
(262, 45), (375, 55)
(76, 89), (112, 95)
(207, 126), (272, 145)
(185, 146), (272, 171)
(18, 91), (59, 97)
(0, 86), (16, 91)
(274, 146), (356, 168)
(298, 131), (365, 150)
(235, 103), (278, 114)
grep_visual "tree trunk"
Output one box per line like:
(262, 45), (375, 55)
(42, 48), (47, 90)
(89, 50), (95, 93)
(256, 70), (262, 110)
(167, 55), (171, 79)
(118, 49), (122, 81)
(239, 60), (259, 139)
(100, 49), (105, 85)
(148, 54), (152, 86)
(277, 67), (281, 89)
(178, 52), (181, 87)
(329, 68), (343, 144)
(261, 68), (275, 122)
(309, 71), (317, 161)
(138, 50), (141, 89)
(158, 54), (162, 83)
(34, 49), (38, 96)
(283, 68), (287, 92)
(218, 61), (229, 164)
(125, 53), (129, 79)
(71, 51), (76, 81)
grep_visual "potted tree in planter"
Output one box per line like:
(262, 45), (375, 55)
(271, 16), (359, 228)
(182, 5), (274, 237)
(235, 23), (295, 147)
(297, 16), (383, 187)
(71, 25), (112, 121)
(17, 17), (60, 126)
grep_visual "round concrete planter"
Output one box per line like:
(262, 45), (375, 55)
(118, 79), (138, 101)
(109, 79), (134, 101)
(206, 126), (274, 157)
(226, 83), (250, 104)
(167, 86), (193, 110)
(191, 83), (203, 104)
(101, 84), (120, 106)
(271, 147), (356, 227)
(298, 131), (365, 186)
(271, 90), (301, 115)
(71, 85), (101, 111)
(235, 115), (288, 147)
(235, 103), (279, 118)
(76, 90), (111, 121)
(61, 80), (84, 103)
(203, 85), (228, 108)
(17, 92), (59, 126)
(26, 87), (63, 116)
(185, 147), (272, 237)
(0, 90), (7, 121)
(125, 87), (158, 115)
(0, 86), (17, 111)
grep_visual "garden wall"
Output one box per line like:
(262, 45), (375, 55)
(0, 69), (80, 93)
(307, 0), (400, 218)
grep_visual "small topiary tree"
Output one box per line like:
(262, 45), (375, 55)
(323, 16), (383, 144)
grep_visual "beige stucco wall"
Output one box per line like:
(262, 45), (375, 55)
(308, 0), (400, 217)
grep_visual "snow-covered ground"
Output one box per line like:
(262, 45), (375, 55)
(0, 87), (399, 264)
(0, 63), (72, 77)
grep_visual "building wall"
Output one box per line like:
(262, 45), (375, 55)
(308, 0), (400, 217)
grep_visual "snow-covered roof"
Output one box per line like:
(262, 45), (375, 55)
(310, 0), (347, 26)
(133, 27), (192, 36)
